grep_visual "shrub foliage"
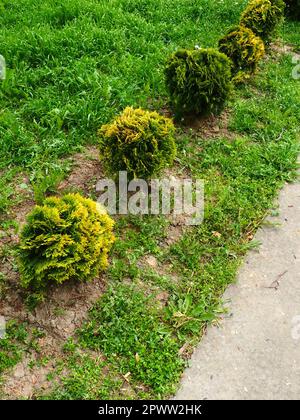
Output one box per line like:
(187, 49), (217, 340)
(19, 193), (115, 290)
(219, 25), (265, 80)
(165, 48), (232, 116)
(284, 0), (300, 19)
(240, 0), (285, 40)
(99, 107), (176, 179)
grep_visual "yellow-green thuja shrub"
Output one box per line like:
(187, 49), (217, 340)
(240, 0), (285, 41)
(19, 193), (115, 290)
(99, 107), (176, 179)
(219, 26), (265, 82)
(165, 48), (232, 116)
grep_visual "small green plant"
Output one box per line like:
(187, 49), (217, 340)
(18, 193), (115, 290)
(219, 25), (265, 82)
(284, 0), (300, 19)
(79, 284), (183, 394)
(0, 321), (28, 375)
(33, 170), (65, 205)
(240, 0), (285, 41)
(99, 107), (176, 179)
(165, 48), (232, 116)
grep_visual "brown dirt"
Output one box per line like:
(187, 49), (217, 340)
(270, 42), (294, 55)
(0, 258), (107, 398)
(159, 103), (237, 141)
(180, 110), (236, 140)
(58, 145), (103, 194)
(269, 42), (300, 66)
(2, 345), (59, 399)
(164, 224), (185, 246)
(12, 199), (36, 228)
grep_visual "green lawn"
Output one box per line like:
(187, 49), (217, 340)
(0, 0), (247, 176)
(0, 0), (300, 399)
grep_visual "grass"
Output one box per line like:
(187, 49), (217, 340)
(0, 322), (26, 377)
(0, 0), (299, 400)
(0, 0), (248, 176)
(79, 284), (184, 395)
(0, 320), (42, 379)
(42, 352), (124, 400)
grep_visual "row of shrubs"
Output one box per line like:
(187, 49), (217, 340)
(99, 0), (290, 181)
(18, 0), (296, 293)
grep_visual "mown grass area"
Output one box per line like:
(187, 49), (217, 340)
(0, 0), (299, 400)
(0, 0), (247, 188)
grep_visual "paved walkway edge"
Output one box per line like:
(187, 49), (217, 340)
(175, 177), (300, 400)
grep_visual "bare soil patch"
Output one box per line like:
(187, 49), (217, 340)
(180, 110), (236, 140)
(58, 145), (103, 194)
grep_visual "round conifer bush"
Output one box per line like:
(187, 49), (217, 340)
(240, 0), (285, 41)
(219, 26), (265, 80)
(19, 193), (115, 290)
(99, 107), (176, 179)
(285, 0), (300, 19)
(165, 48), (232, 116)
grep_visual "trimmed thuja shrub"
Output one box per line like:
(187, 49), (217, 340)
(165, 48), (232, 116)
(240, 0), (285, 41)
(219, 25), (265, 81)
(285, 0), (300, 19)
(19, 193), (115, 290)
(99, 107), (176, 179)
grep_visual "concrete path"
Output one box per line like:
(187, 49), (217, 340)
(175, 177), (300, 400)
